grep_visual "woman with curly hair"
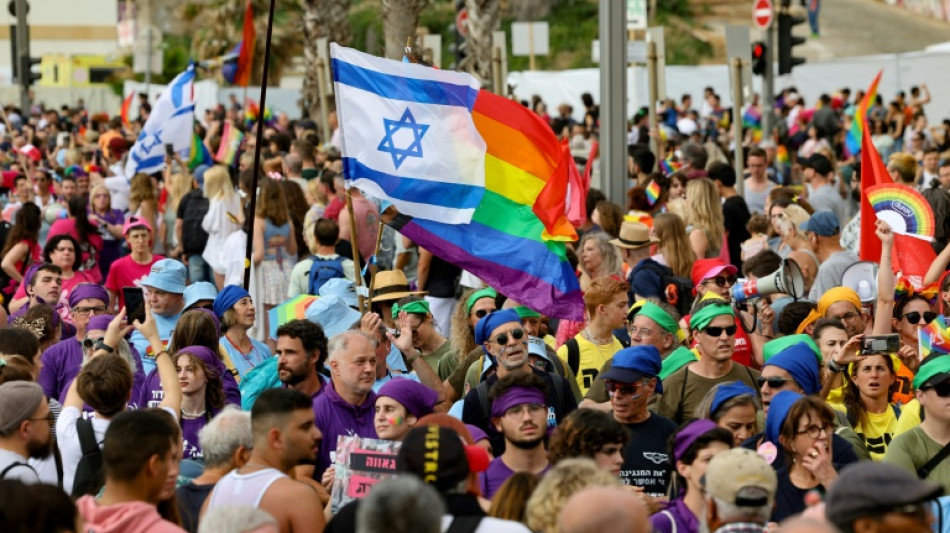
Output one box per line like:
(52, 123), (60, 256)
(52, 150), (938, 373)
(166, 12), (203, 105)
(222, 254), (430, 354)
(525, 458), (620, 533)
(577, 231), (622, 293)
(547, 408), (628, 476)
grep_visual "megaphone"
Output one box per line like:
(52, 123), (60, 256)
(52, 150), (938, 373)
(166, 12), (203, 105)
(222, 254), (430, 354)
(731, 258), (805, 303)
(841, 261), (879, 305)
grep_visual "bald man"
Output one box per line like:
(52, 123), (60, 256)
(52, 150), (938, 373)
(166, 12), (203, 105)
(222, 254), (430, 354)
(558, 486), (650, 533)
(787, 250), (817, 294)
(775, 517), (838, 533)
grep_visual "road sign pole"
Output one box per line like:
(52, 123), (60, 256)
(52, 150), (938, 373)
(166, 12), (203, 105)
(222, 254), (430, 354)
(647, 40), (659, 157)
(732, 56), (746, 197)
(762, 19), (775, 143)
(599, 0), (627, 207)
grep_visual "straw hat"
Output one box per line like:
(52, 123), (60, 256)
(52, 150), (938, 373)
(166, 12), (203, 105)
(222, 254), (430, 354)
(609, 221), (657, 250)
(371, 270), (428, 303)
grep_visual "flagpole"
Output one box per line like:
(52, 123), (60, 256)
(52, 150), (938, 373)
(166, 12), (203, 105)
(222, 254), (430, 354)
(367, 219), (384, 311)
(345, 191), (365, 313)
(243, 0), (276, 291)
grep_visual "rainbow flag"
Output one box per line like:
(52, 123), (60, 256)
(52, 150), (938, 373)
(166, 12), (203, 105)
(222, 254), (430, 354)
(389, 89), (583, 320)
(234, 0), (255, 87)
(244, 98), (273, 127)
(645, 180), (661, 206)
(742, 106), (763, 143)
(845, 70), (882, 155)
(120, 92), (134, 128)
(188, 133), (213, 171)
(268, 294), (318, 339)
(920, 315), (950, 360)
(658, 155), (682, 176)
(776, 145), (790, 165)
(215, 121), (244, 166)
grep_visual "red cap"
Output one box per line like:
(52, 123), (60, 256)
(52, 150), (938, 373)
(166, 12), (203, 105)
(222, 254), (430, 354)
(691, 258), (739, 287)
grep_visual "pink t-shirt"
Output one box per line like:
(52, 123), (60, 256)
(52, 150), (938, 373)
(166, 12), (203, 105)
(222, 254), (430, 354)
(47, 218), (105, 283)
(105, 254), (164, 309)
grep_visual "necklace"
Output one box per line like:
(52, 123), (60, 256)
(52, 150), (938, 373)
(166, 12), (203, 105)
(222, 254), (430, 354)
(181, 409), (206, 419)
(584, 328), (613, 345)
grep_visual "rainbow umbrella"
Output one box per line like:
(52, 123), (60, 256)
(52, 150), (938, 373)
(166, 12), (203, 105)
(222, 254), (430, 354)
(268, 295), (319, 339)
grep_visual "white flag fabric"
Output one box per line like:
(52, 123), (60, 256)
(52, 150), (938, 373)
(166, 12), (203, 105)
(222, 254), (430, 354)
(331, 44), (487, 225)
(124, 64), (196, 177)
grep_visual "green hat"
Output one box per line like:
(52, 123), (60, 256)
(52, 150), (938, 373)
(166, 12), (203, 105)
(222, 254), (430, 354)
(689, 293), (735, 332)
(630, 301), (685, 342)
(465, 288), (497, 314)
(513, 306), (541, 319)
(763, 334), (822, 363)
(659, 346), (699, 380)
(914, 355), (950, 390)
(392, 299), (431, 319)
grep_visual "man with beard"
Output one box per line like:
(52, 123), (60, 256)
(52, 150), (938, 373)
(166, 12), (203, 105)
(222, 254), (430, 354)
(602, 345), (677, 500)
(276, 319), (328, 402)
(479, 372), (552, 499)
(0, 382), (52, 483)
(204, 388), (325, 533)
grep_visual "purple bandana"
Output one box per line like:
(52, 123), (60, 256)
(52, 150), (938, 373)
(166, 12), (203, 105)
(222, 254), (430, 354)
(489, 386), (547, 418)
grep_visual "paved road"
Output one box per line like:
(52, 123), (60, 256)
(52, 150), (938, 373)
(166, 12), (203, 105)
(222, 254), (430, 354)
(794, 0), (950, 60)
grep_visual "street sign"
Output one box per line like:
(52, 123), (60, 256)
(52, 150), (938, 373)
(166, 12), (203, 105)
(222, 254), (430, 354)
(626, 0), (647, 31)
(590, 40), (647, 64)
(754, 0), (774, 30)
(117, 19), (136, 48)
(511, 22), (549, 56)
(725, 25), (752, 101)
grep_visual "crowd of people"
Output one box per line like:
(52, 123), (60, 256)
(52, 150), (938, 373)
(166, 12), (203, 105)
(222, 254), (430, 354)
(0, 77), (949, 533)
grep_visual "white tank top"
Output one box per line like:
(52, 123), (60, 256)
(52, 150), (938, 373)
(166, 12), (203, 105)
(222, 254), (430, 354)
(207, 467), (287, 509)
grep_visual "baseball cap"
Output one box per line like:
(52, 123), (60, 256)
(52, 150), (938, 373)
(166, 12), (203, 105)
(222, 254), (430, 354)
(123, 215), (153, 236)
(704, 448), (778, 508)
(913, 354), (950, 390)
(800, 211), (840, 237)
(398, 425), (471, 492)
(802, 153), (834, 175)
(691, 258), (739, 287)
(600, 345), (663, 393)
(826, 462), (943, 528)
(141, 259), (187, 294)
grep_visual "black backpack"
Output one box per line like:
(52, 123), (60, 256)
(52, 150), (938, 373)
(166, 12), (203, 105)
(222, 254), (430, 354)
(630, 259), (695, 317)
(180, 191), (210, 255)
(71, 417), (104, 497)
(307, 256), (346, 295)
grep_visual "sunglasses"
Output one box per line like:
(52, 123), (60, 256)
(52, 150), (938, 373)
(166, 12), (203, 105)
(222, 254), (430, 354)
(902, 311), (938, 324)
(756, 376), (792, 389)
(82, 337), (104, 351)
(704, 275), (737, 288)
(604, 380), (647, 396)
(703, 325), (738, 337)
(925, 381), (950, 398)
(493, 328), (525, 345)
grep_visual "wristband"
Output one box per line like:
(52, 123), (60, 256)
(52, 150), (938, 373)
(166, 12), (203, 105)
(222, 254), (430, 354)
(404, 349), (421, 365)
(95, 339), (115, 353)
(827, 359), (845, 373)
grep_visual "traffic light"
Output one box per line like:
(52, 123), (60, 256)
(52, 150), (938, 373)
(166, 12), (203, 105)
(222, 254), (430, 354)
(751, 41), (767, 76)
(19, 55), (39, 86)
(777, 10), (806, 75)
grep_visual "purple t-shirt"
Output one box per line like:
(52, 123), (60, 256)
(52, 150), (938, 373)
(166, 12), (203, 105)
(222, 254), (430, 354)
(38, 337), (146, 410)
(650, 498), (699, 533)
(477, 457), (551, 500)
(138, 364), (242, 409)
(312, 380), (377, 476)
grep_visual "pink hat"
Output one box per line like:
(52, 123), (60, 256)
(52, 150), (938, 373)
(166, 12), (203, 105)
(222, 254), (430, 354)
(18, 144), (41, 163)
(123, 215), (153, 236)
(691, 258), (739, 287)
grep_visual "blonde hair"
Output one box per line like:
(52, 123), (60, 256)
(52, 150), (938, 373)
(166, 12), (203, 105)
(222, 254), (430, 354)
(653, 213), (695, 278)
(306, 178), (327, 207)
(781, 204), (810, 239)
(129, 173), (155, 207)
(524, 458), (620, 533)
(89, 184), (111, 212)
(203, 165), (235, 202)
(165, 172), (192, 214)
(578, 232), (622, 279)
(450, 288), (482, 360)
(888, 152), (918, 185)
(684, 178), (724, 251)
(666, 197), (687, 220)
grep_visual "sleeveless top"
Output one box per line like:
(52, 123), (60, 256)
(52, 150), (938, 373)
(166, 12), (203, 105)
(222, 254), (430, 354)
(263, 219), (291, 261)
(207, 467), (287, 509)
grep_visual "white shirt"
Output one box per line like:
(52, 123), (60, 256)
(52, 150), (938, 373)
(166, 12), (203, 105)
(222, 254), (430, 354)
(105, 164), (131, 212)
(440, 516), (531, 533)
(0, 448), (39, 483)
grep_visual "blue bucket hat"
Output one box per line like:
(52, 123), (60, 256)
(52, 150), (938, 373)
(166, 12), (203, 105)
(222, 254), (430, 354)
(318, 278), (358, 309)
(184, 282), (218, 310)
(140, 259), (187, 294)
(600, 345), (664, 393)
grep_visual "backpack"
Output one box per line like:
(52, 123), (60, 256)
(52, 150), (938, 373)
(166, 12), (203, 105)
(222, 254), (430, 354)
(307, 256), (346, 295)
(180, 191), (210, 255)
(71, 417), (104, 497)
(630, 259), (695, 317)
(0, 461), (36, 480)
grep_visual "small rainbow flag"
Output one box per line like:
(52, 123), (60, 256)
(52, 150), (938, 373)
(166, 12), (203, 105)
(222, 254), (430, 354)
(645, 180), (661, 206)
(120, 92), (134, 128)
(776, 145), (790, 165)
(245, 98), (273, 127)
(215, 121), (244, 166)
(920, 314), (950, 360)
(267, 294), (318, 339)
(659, 155), (682, 176)
(742, 106), (763, 143)
(845, 70), (882, 155)
(188, 133), (213, 171)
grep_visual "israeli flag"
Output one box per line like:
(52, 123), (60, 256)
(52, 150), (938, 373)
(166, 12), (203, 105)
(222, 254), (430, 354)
(331, 44), (486, 225)
(124, 64), (196, 178)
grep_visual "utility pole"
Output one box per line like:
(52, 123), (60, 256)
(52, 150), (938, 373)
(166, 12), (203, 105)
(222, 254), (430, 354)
(599, 0), (626, 206)
(762, 21), (775, 142)
(732, 57), (746, 196)
(14, 0), (29, 113)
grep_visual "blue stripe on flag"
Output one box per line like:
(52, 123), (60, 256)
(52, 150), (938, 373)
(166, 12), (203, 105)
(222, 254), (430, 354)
(172, 105), (196, 119)
(131, 153), (166, 173)
(343, 157), (483, 210)
(332, 59), (478, 111)
(170, 65), (195, 109)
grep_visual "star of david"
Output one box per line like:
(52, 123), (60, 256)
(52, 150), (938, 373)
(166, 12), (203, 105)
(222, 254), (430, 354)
(377, 108), (429, 169)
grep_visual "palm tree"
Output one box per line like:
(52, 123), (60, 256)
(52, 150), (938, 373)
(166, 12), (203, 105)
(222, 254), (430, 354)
(380, 0), (429, 60)
(301, 0), (353, 122)
(459, 0), (500, 87)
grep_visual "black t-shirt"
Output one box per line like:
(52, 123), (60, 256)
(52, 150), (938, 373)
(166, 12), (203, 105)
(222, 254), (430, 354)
(177, 189), (210, 255)
(771, 468), (820, 523)
(426, 255), (461, 298)
(618, 413), (678, 496)
(175, 482), (215, 533)
(722, 195), (751, 271)
(461, 367), (578, 456)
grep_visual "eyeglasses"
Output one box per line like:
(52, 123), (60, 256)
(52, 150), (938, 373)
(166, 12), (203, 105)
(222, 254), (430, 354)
(604, 380), (649, 396)
(626, 326), (654, 338)
(492, 328), (525, 345)
(503, 403), (546, 418)
(832, 311), (861, 322)
(902, 311), (938, 324)
(473, 309), (491, 319)
(756, 376), (792, 389)
(28, 412), (54, 425)
(704, 275), (737, 288)
(73, 306), (107, 317)
(796, 423), (832, 439)
(924, 381), (950, 398)
(702, 325), (737, 337)
(82, 337), (104, 351)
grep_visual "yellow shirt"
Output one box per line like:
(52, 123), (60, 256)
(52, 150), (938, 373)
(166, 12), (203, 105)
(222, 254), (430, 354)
(556, 334), (623, 396)
(831, 402), (899, 461)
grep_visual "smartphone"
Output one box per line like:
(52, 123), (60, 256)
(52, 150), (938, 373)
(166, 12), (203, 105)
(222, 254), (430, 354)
(861, 334), (900, 355)
(164, 143), (174, 157)
(123, 287), (146, 325)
